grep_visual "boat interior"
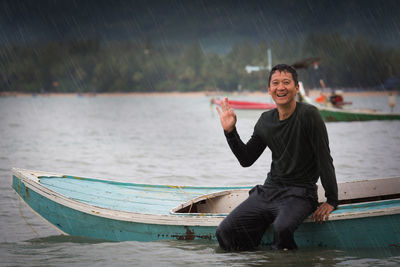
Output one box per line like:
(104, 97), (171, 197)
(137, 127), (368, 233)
(172, 177), (400, 214)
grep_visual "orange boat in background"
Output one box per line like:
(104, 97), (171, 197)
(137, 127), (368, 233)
(315, 91), (353, 108)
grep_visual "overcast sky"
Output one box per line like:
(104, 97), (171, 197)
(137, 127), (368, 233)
(1, 0), (399, 51)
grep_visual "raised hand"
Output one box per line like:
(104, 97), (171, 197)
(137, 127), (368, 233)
(216, 97), (237, 133)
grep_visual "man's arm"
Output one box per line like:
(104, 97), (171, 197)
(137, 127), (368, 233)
(216, 98), (266, 167)
(308, 106), (338, 223)
(224, 127), (266, 167)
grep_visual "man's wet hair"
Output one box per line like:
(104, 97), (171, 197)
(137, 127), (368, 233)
(268, 64), (299, 86)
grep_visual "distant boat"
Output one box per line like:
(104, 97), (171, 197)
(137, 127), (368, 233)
(299, 82), (400, 122)
(315, 92), (353, 107)
(12, 168), (400, 248)
(211, 98), (276, 110)
(313, 106), (400, 122)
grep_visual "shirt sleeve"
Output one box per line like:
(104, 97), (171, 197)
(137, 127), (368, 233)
(307, 107), (339, 208)
(224, 125), (267, 168)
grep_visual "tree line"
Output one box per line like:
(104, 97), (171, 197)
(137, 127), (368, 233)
(1, 33), (399, 94)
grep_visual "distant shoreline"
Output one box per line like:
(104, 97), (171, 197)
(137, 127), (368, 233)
(0, 90), (396, 98)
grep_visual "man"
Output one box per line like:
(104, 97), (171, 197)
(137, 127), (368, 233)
(215, 64), (338, 251)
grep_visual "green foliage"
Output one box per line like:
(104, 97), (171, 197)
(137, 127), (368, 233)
(1, 34), (399, 93)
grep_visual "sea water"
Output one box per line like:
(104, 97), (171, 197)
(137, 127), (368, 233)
(1, 94), (399, 266)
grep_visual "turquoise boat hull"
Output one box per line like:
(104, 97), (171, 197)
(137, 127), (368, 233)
(11, 169), (400, 249)
(12, 174), (222, 242)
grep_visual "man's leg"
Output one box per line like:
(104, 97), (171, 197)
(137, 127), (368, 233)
(272, 196), (316, 250)
(216, 191), (273, 251)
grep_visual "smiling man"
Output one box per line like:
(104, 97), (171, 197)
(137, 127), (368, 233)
(215, 64), (338, 251)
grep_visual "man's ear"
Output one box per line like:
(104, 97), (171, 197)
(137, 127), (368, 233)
(267, 86), (271, 95)
(295, 84), (299, 94)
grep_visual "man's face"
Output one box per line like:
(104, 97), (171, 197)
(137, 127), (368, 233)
(268, 71), (299, 106)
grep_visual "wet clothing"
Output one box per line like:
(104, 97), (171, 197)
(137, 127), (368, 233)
(216, 185), (317, 250)
(224, 102), (338, 207)
(216, 102), (338, 250)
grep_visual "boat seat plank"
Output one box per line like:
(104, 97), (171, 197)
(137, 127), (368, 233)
(318, 177), (400, 203)
(173, 177), (400, 214)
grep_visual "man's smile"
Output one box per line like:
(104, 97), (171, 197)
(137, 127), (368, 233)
(276, 92), (288, 97)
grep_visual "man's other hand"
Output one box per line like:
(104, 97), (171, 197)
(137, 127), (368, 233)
(312, 202), (334, 224)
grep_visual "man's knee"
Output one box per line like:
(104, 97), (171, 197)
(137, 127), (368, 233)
(272, 219), (298, 250)
(215, 225), (225, 242)
(273, 220), (296, 235)
(216, 222), (231, 250)
(216, 220), (261, 251)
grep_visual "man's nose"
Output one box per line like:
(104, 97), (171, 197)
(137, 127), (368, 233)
(277, 82), (285, 89)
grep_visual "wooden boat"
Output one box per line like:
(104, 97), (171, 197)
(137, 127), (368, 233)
(299, 83), (400, 122)
(315, 106), (400, 122)
(11, 168), (400, 248)
(211, 98), (276, 110)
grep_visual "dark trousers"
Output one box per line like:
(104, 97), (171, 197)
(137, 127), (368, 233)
(216, 185), (318, 251)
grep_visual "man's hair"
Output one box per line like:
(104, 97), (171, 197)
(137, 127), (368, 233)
(268, 64), (299, 86)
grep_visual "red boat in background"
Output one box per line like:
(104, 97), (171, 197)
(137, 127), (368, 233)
(211, 98), (276, 110)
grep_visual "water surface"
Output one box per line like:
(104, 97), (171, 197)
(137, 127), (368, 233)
(1, 94), (399, 266)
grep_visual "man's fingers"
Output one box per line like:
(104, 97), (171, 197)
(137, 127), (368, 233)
(313, 211), (323, 224)
(219, 98), (225, 111)
(318, 209), (329, 223)
(223, 97), (230, 112)
(314, 212), (326, 224)
(216, 106), (222, 116)
(218, 97), (232, 114)
(313, 203), (333, 224)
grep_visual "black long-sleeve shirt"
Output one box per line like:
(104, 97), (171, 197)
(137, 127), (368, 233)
(225, 102), (338, 208)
